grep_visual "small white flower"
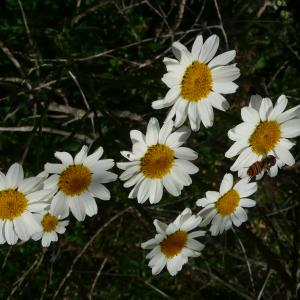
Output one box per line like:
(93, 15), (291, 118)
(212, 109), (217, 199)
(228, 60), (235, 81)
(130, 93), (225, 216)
(197, 173), (257, 236)
(0, 163), (50, 245)
(117, 118), (199, 204)
(44, 145), (118, 221)
(141, 208), (205, 276)
(225, 94), (300, 179)
(32, 210), (69, 247)
(152, 34), (240, 131)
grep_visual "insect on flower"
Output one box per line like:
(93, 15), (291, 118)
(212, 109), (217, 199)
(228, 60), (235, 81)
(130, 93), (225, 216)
(247, 155), (277, 177)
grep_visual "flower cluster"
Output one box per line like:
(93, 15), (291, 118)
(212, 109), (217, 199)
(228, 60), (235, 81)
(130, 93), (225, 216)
(0, 146), (117, 246)
(1, 34), (299, 278)
(138, 35), (300, 276)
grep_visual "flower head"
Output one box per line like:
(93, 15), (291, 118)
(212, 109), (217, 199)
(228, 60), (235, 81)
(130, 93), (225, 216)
(141, 208), (205, 276)
(44, 145), (118, 221)
(197, 173), (257, 235)
(32, 210), (69, 247)
(117, 118), (199, 204)
(152, 34), (240, 131)
(225, 95), (300, 179)
(0, 163), (50, 245)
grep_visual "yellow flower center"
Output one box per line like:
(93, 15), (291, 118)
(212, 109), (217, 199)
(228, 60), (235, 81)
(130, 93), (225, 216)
(215, 189), (240, 216)
(0, 189), (28, 220)
(249, 121), (281, 155)
(59, 164), (92, 196)
(140, 144), (174, 179)
(41, 213), (59, 232)
(160, 230), (188, 258)
(181, 61), (212, 102)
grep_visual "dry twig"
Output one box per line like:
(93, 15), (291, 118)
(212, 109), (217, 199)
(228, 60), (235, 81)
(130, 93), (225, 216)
(88, 257), (109, 300)
(52, 207), (132, 300)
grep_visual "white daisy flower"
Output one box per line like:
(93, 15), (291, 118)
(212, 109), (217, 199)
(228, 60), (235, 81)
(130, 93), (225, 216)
(117, 118), (199, 204)
(225, 94), (300, 179)
(44, 145), (118, 221)
(0, 163), (51, 245)
(152, 34), (240, 131)
(141, 208), (205, 276)
(32, 210), (69, 247)
(197, 173), (257, 236)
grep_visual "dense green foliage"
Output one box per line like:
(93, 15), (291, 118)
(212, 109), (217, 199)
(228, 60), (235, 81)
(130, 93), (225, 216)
(0, 0), (300, 299)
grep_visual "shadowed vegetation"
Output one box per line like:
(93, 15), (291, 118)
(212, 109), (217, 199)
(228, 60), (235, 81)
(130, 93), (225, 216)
(0, 0), (299, 299)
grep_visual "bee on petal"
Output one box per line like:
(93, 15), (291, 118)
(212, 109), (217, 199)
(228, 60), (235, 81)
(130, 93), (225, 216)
(247, 155), (277, 177)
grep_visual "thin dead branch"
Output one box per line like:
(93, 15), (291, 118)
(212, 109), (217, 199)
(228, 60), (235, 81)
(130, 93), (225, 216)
(52, 208), (132, 300)
(213, 0), (228, 48)
(0, 126), (96, 143)
(88, 257), (109, 300)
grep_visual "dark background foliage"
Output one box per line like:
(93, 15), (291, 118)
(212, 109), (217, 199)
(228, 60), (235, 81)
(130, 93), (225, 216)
(0, 0), (300, 299)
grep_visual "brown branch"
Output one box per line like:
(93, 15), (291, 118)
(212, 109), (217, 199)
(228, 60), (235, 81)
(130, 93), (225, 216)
(7, 249), (47, 300)
(0, 126), (96, 143)
(213, 0), (228, 48)
(0, 77), (25, 84)
(52, 207), (132, 300)
(26, 29), (200, 64)
(241, 226), (293, 291)
(173, 0), (187, 32)
(17, 0), (34, 47)
(68, 70), (96, 137)
(257, 270), (273, 300)
(0, 41), (34, 96)
(72, 0), (111, 26)
(197, 264), (253, 300)
(0, 77), (68, 102)
(232, 228), (255, 291)
(88, 257), (109, 300)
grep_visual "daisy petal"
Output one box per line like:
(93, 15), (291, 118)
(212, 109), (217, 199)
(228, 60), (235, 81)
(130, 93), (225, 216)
(212, 64), (240, 82)
(130, 130), (145, 144)
(44, 163), (65, 174)
(277, 105), (300, 123)
(84, 192), (98, 217)
(259, 98), (273, 121)
(281, 119), (300, 138)
(172, 41), (192, 65)
(188, 102), (200, 131)
(158, 120), (173, 144)
(4, 221), (18, 245)
(241, 107), (260, 124)
(249, 95), (263, 111)
(69, 196), (86, 221)
(220, 173), (233, 195)
(198, 100), (214, 128)
(240, 198), (256, 207)
(89, 182), (111, 200)
(207, 92), (230, 111)
(166, 126), (191, 148)
(199, 35), (219, 63)
(54, 151), (74, 165)
(268, 95), (288, 120)
(162, 175), (181, 196)
(6, 163), (23, 189)
(174, 159), (199, 174)
(84, 147), (104, 165)
(274, 145), (295, 166)
(174, 147), (198, 160)
(191, 35), (203, 59)
(146, 118), (160, 146)
(74, 145), (88, 164)
(225, 139), (249, 158)
(212, 81), (238, 94)
(208, 50), (236, 68)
